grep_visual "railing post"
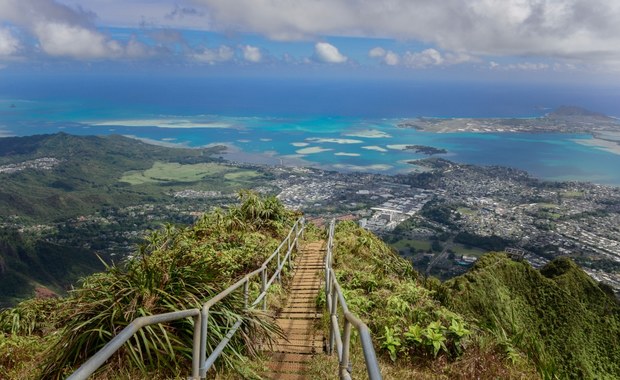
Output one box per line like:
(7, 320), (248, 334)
(277, 248), (281, 283)
(288, 246), (292, 269)
(329, 281), (338, 355)
(340, 320), (353, 379)
(325, 246), (331, 295)
(199, 306), (209, 379)
(191, 313), (202, 380)
(261, 268), (267, 311)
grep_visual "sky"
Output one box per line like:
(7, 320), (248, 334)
(1, 0), (620, 84)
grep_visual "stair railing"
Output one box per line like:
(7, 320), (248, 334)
(325, 219), (382, 380)
(68, 216), (305, 380)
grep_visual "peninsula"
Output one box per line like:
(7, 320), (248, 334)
(398, 106), (620, 134)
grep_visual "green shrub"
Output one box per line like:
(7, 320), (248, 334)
(332, 221), (469, 362)
(444, 253), (620, 379)
(32, 192), (298, 378)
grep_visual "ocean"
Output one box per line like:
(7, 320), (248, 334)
(1, 75), (620, 185)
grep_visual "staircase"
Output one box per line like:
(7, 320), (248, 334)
(68, 219), (381, 380)
(263, 240), (325, 380)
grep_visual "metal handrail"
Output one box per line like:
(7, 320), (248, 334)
(325, 219), (382, 380)
(69, 216), (305, 380)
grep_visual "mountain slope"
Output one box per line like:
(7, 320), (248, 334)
(443, 254), (620, 379)
(0, 133), (225, 222)
(0, 228), (103, 308)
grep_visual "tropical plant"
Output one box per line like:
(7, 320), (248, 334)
(332, 221), (470, 362)
(34, 193), (298, 378)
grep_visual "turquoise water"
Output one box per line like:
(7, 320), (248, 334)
(2, 75), (620, 186)
(1, 98), (620, 185)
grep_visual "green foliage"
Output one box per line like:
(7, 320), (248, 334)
(381, 326), (401, 361)
(0, 298), (63, 335)
(0, 333), (52, 379)
(0, 228), (104, 307)
(15, 193), (299, 379)
(333, 221), (470, 362)
(443, 253), (620, 379)
(0, 133), (273, 307)
(453, 231), (514, 251)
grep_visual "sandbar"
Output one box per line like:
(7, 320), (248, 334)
(572, 138), (620, 156)
(291, 142), (310, 147)
(306, 137), (363, 144)
(334, 152), (361, 157)
(362, 145), (388, 152)
(296, 146), (333, 154)
(344, 129), (392, 138)
(386, 144), (410, 150)
(92, 119), (233, 129)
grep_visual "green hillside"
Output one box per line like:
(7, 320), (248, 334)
(0, 228), (104, 308)
(0, 193), (299, 379)
(0, 133), (273, 306)
(443, 254), (620, 379)
(1, 188), (618, 378)
(0, 133), (226, 222)
(328, 221), (620, 379)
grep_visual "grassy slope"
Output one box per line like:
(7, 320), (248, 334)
(0, 133), (225, 222)
(331, 221), (538, 379)
(443, 253), (620, 379)
(0, 229), (104, 307)
(0, 193), (298, 379)
(332, 222), (620, 379)
(0, 133), (271, 306)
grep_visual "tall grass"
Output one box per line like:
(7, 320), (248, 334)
(24, 192), (300, 379)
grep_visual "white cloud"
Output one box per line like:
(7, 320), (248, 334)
(493, 62), (551, 71)
(0, 27), (20, 57)
(196, 0), (620, 66)
(35, 22), (123, 59)
(368, 46), (400, 66)
(125, 36), (150, 58)
(401, 49), (476, 68)
(384, 51), (400, 66)
(0, 0), (150, 60)
(242, 45), (261, 62)
(485, 60), (560, 71)
(403, 49), (444, 68)
(314, 42), (347, 63)
(368, 47), (386, 58)
(191, 45), (234, 64)
(54, 0), (212, 31)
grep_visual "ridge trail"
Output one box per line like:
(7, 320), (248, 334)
(263, 240), (326, 380)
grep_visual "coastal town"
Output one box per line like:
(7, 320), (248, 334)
(2, 155), (620, 296)
(272, 159), (620, 293)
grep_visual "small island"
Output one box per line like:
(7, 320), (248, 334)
(404, 145), (448, 155)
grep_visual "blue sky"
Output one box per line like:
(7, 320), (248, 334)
(1, 0), (620, 84)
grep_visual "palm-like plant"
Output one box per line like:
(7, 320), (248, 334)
(37, 193), (297, 378)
